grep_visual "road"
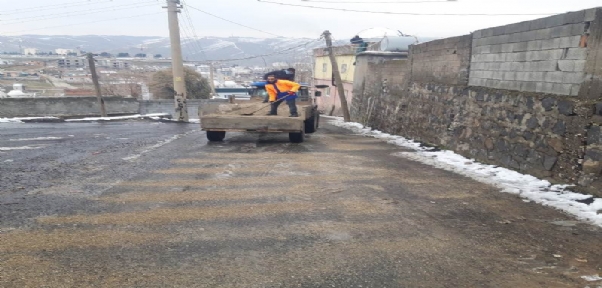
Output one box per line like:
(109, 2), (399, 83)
(1, 120), (601, 287)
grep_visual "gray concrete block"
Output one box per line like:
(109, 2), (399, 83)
(552, 83), (572, 95)
(516, 71), (528, 81)
(495, 53), (507, 62)
(563, 10), (586, 24)
(501, 43), (514, 53)
(584, 8), (598, 22)
(483, 71), (494, 79)
(500, 62), (512, 71)
(498, 34), (511, 44)
(546, 14), (565, 28)
(534, 28), (551, 41)
(468, 77), (481, 86)
(573, 60), (586, 72)
(526, 72), (546, 82)
(508, 52), (528, 62)
(565, 48), (587, 60)
(563, 72), (586, 84)
(536, 82), (555, 94)
(530, 18), (548, 31)
(480, 45), (492, 54)
(493, 71), (505, 80)
(510, 62), (522, 71)
(492, 26), (505, 36)
(503, 71), (517, 81)
(522, 81), (537, 92)
(512, 42), (529, 52)
(545, 71), (565, 83)
(570, 84), (581, 96)
(490, 44), (502, 54)
(541, 38), (560, 50)
(549, 49), (565, 60)
(533, 61), (558, 72)
(557, 60), (575, 72)
(518, 32), (531, 43)
(558, 35), (581, 48)
(527, 40), (543, 50)
(571, 24), (586, 36)
(508, 80), (523, 91)
(473, 30), (483, 39)
(508, 33), (521, 43)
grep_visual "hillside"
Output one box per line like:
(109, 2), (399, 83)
(0, 35), (346, 65)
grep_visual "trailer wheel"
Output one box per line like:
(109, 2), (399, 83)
(289, 131), (305, 143)
(207, 131), (226, 142)
(304, 113), (317, 134)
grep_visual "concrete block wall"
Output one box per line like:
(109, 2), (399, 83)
(469, 8), (599, 96)
(0, 97), (140, 118)
(409, 35), (472, 85)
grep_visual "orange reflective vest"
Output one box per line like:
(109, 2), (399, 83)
(266, 80), (301, 102)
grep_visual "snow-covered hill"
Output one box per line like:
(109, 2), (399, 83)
(0, 35), (345, 65)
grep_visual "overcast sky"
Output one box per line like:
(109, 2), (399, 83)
(0, 0), (600, 39)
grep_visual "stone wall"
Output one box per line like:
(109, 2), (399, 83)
(469, 9), (598, 96)
(350, 7), (602, 196)
(0, 97), (139, 118)
(410, 35), (472, 85)
(139, 99), (206, 119)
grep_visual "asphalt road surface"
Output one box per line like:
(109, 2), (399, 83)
(1, 120), (601, 288)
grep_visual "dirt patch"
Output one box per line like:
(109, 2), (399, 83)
(0, 229), (164, 253)
(37, 202), (315, 226)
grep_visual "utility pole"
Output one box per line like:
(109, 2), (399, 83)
(322, 30), (350, 122)
(87, 53), (107, 117)
(209, 62), (216, 97)
(165, 0), (188, 122)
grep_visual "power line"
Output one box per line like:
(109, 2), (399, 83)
(181, 1), (208, 60)
(0, 0), (135, 15)
(208, 38), (323, 62)
(299, 0), (453, 3)
(1, 1), (159, 25)
(3, 12), (163, 35)
(257, 0), (558, 16)
(183, 3), (283, 37)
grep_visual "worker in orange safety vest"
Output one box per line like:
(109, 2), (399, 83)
(265, 74), (301, 117)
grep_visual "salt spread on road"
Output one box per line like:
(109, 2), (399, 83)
(327, 117), (602, 228)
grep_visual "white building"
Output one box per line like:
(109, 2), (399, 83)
(58, 58), (86, 68)
(55, 48), (75, 55)
(6, 83), (36, 98)
(23, 48), (38, 55)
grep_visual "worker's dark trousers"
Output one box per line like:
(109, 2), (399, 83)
(271, 99), (298, 115)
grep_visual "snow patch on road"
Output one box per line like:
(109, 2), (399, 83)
(9, 137), (63, 141)
(0, 117), (61, 123)
(66, 113), (169, 122)
(0, 145), (45, 151)
(327, 117), (602, 228)
(122, 130), (198, 161)
(582, 274), (602, 282)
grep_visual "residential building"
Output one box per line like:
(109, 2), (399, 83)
(58, 58), (86, 68)
(55, 48), (75, 55)
(23, 48), (38, 55)
(313, 45), (357, 116)
(97, 59), (130, 69)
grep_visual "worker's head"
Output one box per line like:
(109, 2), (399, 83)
(266, 74), (277, 83)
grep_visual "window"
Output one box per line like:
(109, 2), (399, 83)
(325, 87), (331, 97)
(341, 64), (348, 74)
(322, 63), (328, 72)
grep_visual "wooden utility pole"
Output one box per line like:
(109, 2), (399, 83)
(87, 53), (107, 117)
(322, 30), (350, 122)
(165, 0), (189, 122)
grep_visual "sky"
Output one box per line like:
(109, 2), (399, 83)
(0, 0), (600, 40)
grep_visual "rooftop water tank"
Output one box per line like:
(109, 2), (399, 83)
(380, 36), (418, 52)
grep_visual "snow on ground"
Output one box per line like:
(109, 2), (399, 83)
(0, 117), (61, 123)
(9, 137), (63, 141)
(0, 145), (45, 151)
(582, 274), (602, 282)
(65, 114), (169, 122)
(326, 116), (602, 228)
